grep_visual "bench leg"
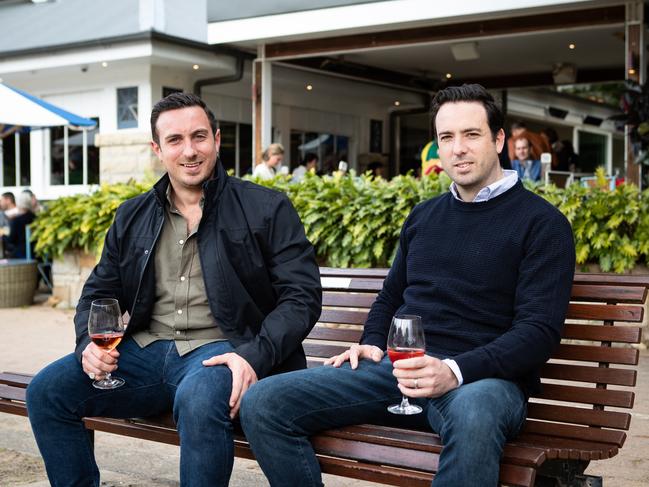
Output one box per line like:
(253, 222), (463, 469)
(534, 460), (602, 487)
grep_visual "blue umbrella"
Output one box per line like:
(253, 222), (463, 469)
(0, 82), (96, 138)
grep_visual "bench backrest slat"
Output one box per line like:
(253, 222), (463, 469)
(570, 284), (647, 303)
(566, 303), (643, 322)
(561, 323), (642, 343)
(552, 344), (639, 365)
(526, 403), (631, 429)
(541, 363), (637, 386)
(534, 383), (634, 408)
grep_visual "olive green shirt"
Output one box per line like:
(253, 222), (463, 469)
(132, 187), (225, 355)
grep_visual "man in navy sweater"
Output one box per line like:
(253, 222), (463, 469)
(241, 84), (576, 486)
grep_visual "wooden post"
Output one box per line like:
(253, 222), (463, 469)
(626, 1), (644, 187)
(253, 45), (273, 167)
(253, 59), (263, 166)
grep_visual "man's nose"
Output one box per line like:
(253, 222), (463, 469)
(182, 140), (198, 158)
(452, 137), (468, 155)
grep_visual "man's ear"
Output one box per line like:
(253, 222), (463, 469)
(495, 128), (505, 154)
(151, 140), (161, 158)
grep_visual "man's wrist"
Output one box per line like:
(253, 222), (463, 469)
(442, 358), (463, 386)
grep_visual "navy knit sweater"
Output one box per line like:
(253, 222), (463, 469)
(360, 181), (575, 395)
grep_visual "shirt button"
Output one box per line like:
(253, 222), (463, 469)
(177, 309), (183, 315)
(180, 276), (186, 282)
(179, 239), (184, 245)
(144, 249), (149, 254)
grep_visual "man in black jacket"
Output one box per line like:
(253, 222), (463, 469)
(26, 93), (322, 487)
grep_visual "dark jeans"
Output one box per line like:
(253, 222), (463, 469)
(26, 338), (235, 487)
(241, 356), (527, 487)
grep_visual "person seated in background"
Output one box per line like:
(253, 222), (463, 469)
(1, 191), (18, 219)
(253, 143), (284, 180)
(507, 120), (551, 162)
(292, 152), (318, 182)
(367, 161), (386, 178)
(511, 137), (541, 182)
(3, 192), (36, 258)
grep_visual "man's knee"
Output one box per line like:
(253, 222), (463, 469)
(174, 366), (232, 422)
(27, 355), (80, 418)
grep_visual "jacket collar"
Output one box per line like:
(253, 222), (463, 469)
(152, 157), (228, 207)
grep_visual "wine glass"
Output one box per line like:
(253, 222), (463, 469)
(87, 298), (125, 389)
(387, 314), (425, 415)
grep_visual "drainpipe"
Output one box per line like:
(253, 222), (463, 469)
(193, 47), (254, 96)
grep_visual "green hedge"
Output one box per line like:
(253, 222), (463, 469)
(31, 170), (649, 272)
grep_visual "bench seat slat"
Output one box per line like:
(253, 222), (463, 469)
(0, 372), (33, 387)
(514, 432), (618, 460)
(566, 303), (643, 322)
(552, 344), (639, 365)
(541, 362), (637, 386)
(527, 402), (631, 429)
(0, 384), (27, 402)
(533, 383), (634, 408)
(561, 323), (642, 343)
(320, 267), (389, 278)
(569, 284), (647, 303)
(573, 273), (649, 288)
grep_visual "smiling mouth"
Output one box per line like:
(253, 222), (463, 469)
(181, 161), (202, 168)
(454, 161), (472, 169)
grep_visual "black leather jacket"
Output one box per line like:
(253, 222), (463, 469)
(74, 162), (322, 379)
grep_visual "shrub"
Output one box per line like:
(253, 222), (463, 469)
(30, 170), (649, 272)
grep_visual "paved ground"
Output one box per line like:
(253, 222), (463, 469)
(1, 303), (648, 486)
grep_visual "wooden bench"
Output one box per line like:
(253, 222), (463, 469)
(1, 268), (646, 486)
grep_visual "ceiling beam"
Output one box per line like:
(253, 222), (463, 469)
(449, 67), (625, 90)
(284, 55), (624, 93)
(264, 5), (625, 60)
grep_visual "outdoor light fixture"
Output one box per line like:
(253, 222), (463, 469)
(101, 62), (108, 68)
(306, 84), (313, 91)
(450, 42), (479, 61)
(583, 115), (603, 126)
(192, 64), (200, 70)
(445, 73), (452, 79)
(629, 68), (637, 75)
(547, 106), (569, 119)
(569, 43), (576, 50)
(394, 101), (401, 106)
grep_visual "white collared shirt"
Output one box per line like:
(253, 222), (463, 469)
(449, 170), (518, 202)
(442, 169), (519, 386)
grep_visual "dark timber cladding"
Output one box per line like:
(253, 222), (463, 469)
(263, 5), (626, 59)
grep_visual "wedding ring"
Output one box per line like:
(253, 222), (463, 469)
(414, 378), (419, 389)
(88, 372), (95, 380)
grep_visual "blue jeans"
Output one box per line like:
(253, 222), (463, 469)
(241, 356), (527, 487)
(26, 338), (235, 487)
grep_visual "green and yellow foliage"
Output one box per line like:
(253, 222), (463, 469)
(30, 169), (649, 272)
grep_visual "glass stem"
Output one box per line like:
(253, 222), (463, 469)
(400, 395), (410, 409)
(104, 372), (112, 381)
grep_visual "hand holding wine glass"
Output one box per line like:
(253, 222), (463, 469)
(87, 298), (125, 389)
(387, 314), (425, 415)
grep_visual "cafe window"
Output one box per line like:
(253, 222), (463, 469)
(575, 129), (609, 173)
(0, 131), (30, 187)
(117, 87), (138, 129)
(218, 121), (252, 177)
(290, 130), (350, 174)
(50, 118), (100, 186)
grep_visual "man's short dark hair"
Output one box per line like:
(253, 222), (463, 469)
(430, 84), (504, 141)
(304, 153), (318, 164)
(1, 192), (15, 204)
(150, 92), (217, 144)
